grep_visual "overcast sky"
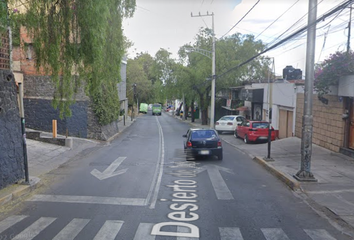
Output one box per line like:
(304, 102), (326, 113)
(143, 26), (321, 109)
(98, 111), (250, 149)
(123, 0), (352, 76)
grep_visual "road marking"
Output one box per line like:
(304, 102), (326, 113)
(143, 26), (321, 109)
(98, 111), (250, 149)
(28, 194), (146, 206)
(12, 217), (56, 240)
(304, 229), (337, 240)
(0, 215), (27, 234)
(52, 218), (90, 240)
(133, 223), (155, 240)
(261, 228), (290, 240)
(90, 157), (127, 180)
(194, 165), (234, 200)
(146, 116), (165, 209)
(306, 188), (354, 194)
(219, 227), (244, 240)
(177, 225), (199, 240)
(93, 220), (124, 240)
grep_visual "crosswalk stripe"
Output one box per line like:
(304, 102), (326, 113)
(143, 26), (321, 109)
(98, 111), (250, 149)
(12, 217), (56, 240)
(304, 229), (337, 240)
(52, 218), (90, 240)
(177, 226), (199, 240)
(0, 215), (28, 234)
(219, 227), (244, 240)
(93, 220), (124, 240)
(133, 223), (155, 240)
(261, 228), (290, 240)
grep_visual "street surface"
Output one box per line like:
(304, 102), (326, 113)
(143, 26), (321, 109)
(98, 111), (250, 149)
(0, 112), (351, 239)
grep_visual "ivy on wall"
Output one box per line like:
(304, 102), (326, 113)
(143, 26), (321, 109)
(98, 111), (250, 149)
(7, 0), (135, 125)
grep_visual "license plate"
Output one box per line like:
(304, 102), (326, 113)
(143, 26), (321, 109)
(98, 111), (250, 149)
(259, 136), (268, 140)
(199, 150), (210, 155)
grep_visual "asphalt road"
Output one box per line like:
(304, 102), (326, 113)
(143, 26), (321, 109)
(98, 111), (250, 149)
(0, 112), (351, 240)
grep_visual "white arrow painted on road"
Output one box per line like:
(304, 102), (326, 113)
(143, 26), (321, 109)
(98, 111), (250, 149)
(194, 165), (234, 200)
(91, 157), (128, 180)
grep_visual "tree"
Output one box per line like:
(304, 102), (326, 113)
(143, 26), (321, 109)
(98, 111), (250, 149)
(177, 28), (270, 125)
(13, 0), (136, 124)
(126, 57), (153, 105)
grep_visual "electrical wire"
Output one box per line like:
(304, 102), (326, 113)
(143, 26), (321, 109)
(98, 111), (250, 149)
(255, 0), (300, 40)
(221, 0), (260, 38)
(216, 0), (353, 80)
(266, 0), (325, 48)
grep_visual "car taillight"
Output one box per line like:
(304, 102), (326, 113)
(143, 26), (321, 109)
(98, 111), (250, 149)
(187, 141), (192, 147)
(217, 141), (222, 147)
(249, 128), (257, 131)
(216, 122), (219, 125)
(227, 122), (233, 125)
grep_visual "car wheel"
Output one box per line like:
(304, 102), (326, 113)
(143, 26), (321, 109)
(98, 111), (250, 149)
(217, 131), (222, 134)
(244, 135), (249, 144)
(217, 152), (223, 160)
(234, 130), (238, 138)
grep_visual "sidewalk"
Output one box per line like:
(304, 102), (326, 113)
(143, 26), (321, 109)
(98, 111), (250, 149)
(174, 113), (354, 231)
(0, 116), (135, 207)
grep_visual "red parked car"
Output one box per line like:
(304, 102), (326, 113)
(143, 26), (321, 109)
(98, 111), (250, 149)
(234, 120), (276, 144)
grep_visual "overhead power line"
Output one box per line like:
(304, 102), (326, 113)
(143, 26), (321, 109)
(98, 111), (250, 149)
(217, 0), (354, 80)
(221, 0), (260, 38)
(255, 0), (300, 40)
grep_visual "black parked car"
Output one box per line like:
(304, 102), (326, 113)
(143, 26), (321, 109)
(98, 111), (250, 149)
(183, 128), (223, 160)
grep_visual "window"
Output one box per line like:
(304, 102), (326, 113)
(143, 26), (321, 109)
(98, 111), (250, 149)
(252, 122), (269, 129)
(220, 116), (235, 121)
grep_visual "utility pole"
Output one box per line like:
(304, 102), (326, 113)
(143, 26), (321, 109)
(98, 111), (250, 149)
(18, 83), (29, 183)
(294, 0), (317, 182)
(348, 4), (352, 53)
(191, 12), (216, 129)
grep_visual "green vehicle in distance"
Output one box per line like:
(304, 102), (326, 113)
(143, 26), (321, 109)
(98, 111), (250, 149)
(139, 103), (148, 114)
(152, 103), (162, 116)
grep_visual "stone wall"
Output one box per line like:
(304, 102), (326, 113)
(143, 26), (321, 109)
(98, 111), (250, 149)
(295, 93), (345, 152)
(24, 98), (88, 138)
(0, 70), (24, 189)
(23, 75), (120, 140)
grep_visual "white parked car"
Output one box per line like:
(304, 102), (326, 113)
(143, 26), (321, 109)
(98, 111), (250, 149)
(215, 115), (245, 134)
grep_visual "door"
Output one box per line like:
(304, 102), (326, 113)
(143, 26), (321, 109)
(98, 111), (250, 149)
(278, 110), (293, 139)
(349, 100), (354, 149)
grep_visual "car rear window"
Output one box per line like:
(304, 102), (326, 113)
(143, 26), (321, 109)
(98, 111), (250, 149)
(220, 116), (235, 121)
(153, 104), (161, 107)
(191, 130), (217, 139)
(252, 122), (269, 128)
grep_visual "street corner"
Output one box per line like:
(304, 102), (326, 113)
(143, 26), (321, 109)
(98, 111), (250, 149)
(253, 156), (301, 191)
(0, 176), (41, 207)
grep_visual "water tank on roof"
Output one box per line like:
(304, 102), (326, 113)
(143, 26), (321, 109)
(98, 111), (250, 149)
(283, 65), (302, 80)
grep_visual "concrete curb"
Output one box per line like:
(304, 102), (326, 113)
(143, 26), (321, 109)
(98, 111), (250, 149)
(106, 118), (136, 143)
(0, 177), (41, 207)
(253, 156), (301, 191)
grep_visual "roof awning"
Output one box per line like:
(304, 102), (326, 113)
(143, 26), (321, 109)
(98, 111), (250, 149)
(235, 106), (249, 111)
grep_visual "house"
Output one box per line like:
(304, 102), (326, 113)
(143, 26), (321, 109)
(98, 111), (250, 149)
(222, 80), (304, 139)
(295, 80), (353, 156)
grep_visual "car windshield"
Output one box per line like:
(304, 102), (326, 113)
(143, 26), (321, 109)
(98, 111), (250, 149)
(252, 122), (269, 128)
(191, 130), (217, 139)
(220, 116), (235, 121)
(153, 104), (161, 107)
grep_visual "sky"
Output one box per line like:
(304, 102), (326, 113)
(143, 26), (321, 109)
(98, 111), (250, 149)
(123, 0), (352, 77)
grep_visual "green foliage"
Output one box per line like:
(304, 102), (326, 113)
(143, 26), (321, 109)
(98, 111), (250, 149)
(315, 51), (354, 96)
(17, 0), (135, 125)
(0, 0), (8, 44)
